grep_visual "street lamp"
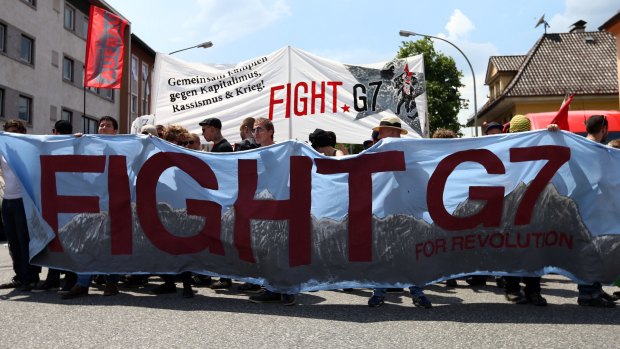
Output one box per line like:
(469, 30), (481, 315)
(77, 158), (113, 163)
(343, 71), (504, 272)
(168, 41), (214, 55)
(399, 30), (479, 136)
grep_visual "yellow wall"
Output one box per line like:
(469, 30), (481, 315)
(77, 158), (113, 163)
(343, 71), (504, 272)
(514, 99), (619, 115)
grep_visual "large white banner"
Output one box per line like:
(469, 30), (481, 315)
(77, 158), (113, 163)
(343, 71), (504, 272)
(152, 47), (428, 144)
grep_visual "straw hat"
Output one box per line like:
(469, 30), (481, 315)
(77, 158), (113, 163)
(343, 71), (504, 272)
(372, 116), (408, 135)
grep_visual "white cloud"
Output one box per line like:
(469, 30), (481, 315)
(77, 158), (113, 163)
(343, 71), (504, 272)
(432, 10), (498, 136)
(445, 9), (475, 40)
(183, 0), (292, 43)
(549, 0), (620, 32)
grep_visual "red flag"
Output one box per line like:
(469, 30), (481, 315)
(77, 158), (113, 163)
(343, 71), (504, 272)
(550, 93), (575, 131)
(84, 6), (128, 89)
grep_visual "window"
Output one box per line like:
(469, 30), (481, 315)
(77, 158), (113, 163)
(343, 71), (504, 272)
(64, 5), (75, 31)
(0, 24), (5, 53)
(141, 62), (149, 114)
(18, 95), (32, 123)
(22, 0), (36, 6)
(101, 88), (114, 101)
(131, 93), (138, 114)
(20, 35), (33, 63)
(82, 16), (89, 37)
(0, 89), (4, 117)
(61, 109), (72, 123)
(63, 57), (73, 81)
(83, 116), (98, 134)
(131, 56), (138, 83)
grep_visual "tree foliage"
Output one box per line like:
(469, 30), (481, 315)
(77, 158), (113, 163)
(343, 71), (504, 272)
(397, 38), (466, 136)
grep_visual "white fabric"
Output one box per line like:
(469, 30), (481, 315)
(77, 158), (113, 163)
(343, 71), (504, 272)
(0, 155), (21, 199)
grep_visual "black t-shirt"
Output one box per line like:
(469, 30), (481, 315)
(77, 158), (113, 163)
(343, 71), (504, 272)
(234, 138), (259, 151)
(212, 138), (233, 153)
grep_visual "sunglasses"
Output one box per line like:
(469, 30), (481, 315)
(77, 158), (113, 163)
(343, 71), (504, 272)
(178, 140), (196, 146)
(252, 127), (265, 134)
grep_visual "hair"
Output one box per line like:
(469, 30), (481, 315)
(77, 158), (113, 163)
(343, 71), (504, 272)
(586, 115), (608, 135)
(255, 117), (274, 140)
(164, 124), (189, 144)
(432, 128), (457, 139)
(326, 131), (337, 147)
(3, 119), (27, 134)
(371, 130), (379, 142)
(241, 117), (255, 131)
(608, 139), (620, 149)
(99, 115), (118, 130)
(54, 120), (73, 134)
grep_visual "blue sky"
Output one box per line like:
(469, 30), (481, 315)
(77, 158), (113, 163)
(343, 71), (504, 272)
(105, 0), (619, 135)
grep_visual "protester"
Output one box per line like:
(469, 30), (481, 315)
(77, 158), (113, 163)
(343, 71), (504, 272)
(585, 114), (609, 144)
(187, 133), (202, 151)
(63, 116), (122, 299)
(431, 128), (457, 139)
(198, 118), (234, 290)
(34, 120), (77, 293)
(0, 120), (41, 291)
(130, 114), (155, 134)
(483, 121), (503, 135)
(149, 124), (197, 298)
(234, 117), (259, 151)
(247, 118), (296, 305)
(366, 116), (432, 308)
(502, 115), (547, 306)
(140, 124), (158, 136)
(430, 127), (460, 287)
(251, 117), (275, 147)
(200, 118), (233, 152)
(575, 115), (616, 307)
(234, 120), (262, 293)
(155, 125), (166, 138)
(608, 139), (620, 148)
(309, 128), (344, 156)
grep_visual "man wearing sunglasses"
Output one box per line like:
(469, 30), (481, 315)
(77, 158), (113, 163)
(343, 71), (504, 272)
(198, 118), (233, 290)
(250, 117), (275, 147)
(186, 133), (202, 151)
(200, 118), (233, 152)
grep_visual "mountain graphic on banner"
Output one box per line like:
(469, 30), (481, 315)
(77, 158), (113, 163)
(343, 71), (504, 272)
(32, 181), (620, 291)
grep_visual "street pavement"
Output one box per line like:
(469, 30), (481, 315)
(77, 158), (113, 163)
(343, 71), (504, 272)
(0, 244), (619, 348)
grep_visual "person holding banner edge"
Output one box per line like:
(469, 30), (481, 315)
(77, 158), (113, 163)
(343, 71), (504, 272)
(247, 118), (296, 305)
(0, 120), (41, 291)
(63, 116), (123, 300)
(367, 115), (432, 309)
(200, 117), (234, 290)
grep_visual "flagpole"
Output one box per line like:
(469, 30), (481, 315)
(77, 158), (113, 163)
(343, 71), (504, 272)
(83, 64), (86, 124)
(287, 45), (292, 140)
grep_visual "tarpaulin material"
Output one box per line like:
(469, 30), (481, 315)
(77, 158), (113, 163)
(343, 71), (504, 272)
(152, 47), (428, 143)
(1, 130), (620, 293)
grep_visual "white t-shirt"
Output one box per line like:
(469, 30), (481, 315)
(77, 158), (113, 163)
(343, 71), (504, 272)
(0, 155), (22, 199)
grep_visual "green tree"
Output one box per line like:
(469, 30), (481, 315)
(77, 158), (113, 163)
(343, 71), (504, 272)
(397, 37), (466, 136)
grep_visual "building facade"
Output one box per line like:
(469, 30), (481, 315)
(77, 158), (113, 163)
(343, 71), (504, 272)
(600, 12), (620, 108)
(472, 20), (619, 126)
(0, 0), (154, 135)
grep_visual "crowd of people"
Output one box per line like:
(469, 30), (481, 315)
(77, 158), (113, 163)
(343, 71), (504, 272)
(0, 113), (619, 308)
